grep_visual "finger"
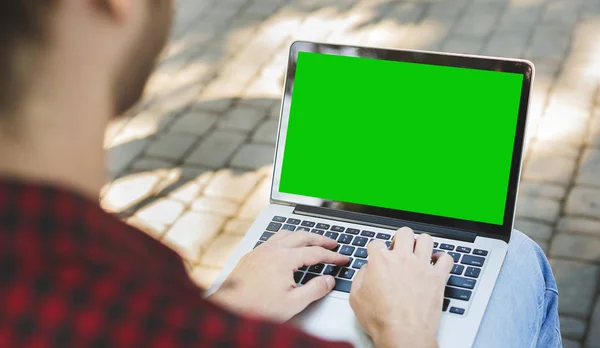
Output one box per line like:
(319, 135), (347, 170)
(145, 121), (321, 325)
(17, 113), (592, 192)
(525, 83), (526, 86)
(294, 246), (349, 267)
(367, 239), (388, 259)
(281, 231), (338, 249)
(414, 233), (434, 261)
(292, 275), (335, 309)
(432, 252), (454, 275)
(393, 227), (415, 254)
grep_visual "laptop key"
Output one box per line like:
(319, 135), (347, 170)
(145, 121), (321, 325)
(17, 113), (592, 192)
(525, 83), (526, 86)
(339, 245), (355, 256)
(352, 237), (368, 247)
(311, 229), (325, 235)
(282, 224), (296, 231)
(344, 257), (354, 267)
(334, 279), (352, 293)
(260, 232), (274, 241)
(297, 227), (310, 232)
(450, 307), (465, 315)
(434, 242), (439, 248)
(361, 231), (376, 237)
(457, 246), (472, 253)
(299, 266), (308, 271)
(308, 264), (325, 274)
(354, 248), (368, 259)
(448, 252), (461, 263)
(273, 216), (286, 222)
(447, 276), (476, 290)
(316, 223), (330, 230)
(376, 233), (391, 240)
(352, 259), (368, 269)
(294, 271), (304, 283)
(331, 226), (345, 232)
(461, 255), (485, 267)
(385, 241), (392, 248)
(465, 267), (481, 278)
(266, 222), (282, 232)
(338, 234), (353, 244)
(323, 265), (341, 276)
(445, 287), (472, 301)
(254, 241), (263, 249)
(440, 243), (455, 251)
(451, 264), (465, 275)
(324, 231), (339, 240)
(346, 228), (360, 235)
(301, 273), (318, 285)
(287, 218), (301, 225)
(301, 221), (316, 228)
(432, 249), (443, 254)
(339, 268), (355, 279)
(473, 249), (489, 256)
(443, 298), (450, 312)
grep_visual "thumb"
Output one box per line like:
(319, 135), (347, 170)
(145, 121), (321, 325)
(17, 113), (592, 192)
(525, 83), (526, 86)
(292, 275), (335, 308)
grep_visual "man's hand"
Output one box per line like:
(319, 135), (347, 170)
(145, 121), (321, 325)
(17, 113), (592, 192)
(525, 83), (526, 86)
(207, 231), (349, 322)
(350, 227), (454, 348)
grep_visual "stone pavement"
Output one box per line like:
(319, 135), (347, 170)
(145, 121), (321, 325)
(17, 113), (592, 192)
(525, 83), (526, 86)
(102, 0), (600, 346)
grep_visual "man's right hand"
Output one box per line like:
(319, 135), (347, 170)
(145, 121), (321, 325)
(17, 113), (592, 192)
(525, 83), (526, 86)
(349, 227), (454, 348)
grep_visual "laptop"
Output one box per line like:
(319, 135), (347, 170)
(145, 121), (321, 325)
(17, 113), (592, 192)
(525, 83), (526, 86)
(207, 41), (534, 348)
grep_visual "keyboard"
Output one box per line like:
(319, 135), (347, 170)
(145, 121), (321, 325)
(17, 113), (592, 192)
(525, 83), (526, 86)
(256, 216), (489, 316)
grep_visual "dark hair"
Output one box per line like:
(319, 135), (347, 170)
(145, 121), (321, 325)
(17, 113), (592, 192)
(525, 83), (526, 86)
(0, 2), (55, 115)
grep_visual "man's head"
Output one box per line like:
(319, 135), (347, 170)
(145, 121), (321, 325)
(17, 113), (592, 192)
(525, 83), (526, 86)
(0, 0), (172, 124)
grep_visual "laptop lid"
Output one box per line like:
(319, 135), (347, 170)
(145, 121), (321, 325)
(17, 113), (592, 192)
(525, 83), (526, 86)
(271, 41), (534, 243)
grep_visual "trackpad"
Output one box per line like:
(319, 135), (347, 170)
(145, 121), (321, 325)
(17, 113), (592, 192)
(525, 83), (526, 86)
(291, 296), (374, 347)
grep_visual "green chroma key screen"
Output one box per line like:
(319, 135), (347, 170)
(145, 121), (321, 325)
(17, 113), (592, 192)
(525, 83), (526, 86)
(280, 52), (524, 225)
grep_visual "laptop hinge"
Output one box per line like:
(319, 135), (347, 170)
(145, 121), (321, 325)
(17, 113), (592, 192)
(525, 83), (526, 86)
(293, 205), (477, 243)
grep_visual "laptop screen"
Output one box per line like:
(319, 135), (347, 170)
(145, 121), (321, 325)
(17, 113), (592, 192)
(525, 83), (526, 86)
(279, 51), (525, 226)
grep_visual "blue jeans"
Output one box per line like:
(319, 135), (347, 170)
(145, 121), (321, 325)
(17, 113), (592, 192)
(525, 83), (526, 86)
(473, 230), (562, 347)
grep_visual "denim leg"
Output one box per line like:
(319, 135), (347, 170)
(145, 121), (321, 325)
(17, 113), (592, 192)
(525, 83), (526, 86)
(473, 230), (562, 348)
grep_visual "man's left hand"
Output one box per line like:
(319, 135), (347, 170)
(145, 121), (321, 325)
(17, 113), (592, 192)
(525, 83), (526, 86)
(207, 231), (349, 322)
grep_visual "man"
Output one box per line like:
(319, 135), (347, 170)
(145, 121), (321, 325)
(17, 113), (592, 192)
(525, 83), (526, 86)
(0, 1), (561, 347)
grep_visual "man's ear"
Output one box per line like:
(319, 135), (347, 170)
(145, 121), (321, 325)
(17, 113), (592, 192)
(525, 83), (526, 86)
(95, 0), (133, 21)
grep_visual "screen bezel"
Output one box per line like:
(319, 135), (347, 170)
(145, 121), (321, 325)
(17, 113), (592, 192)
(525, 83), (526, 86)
(270, 41), (534, 241)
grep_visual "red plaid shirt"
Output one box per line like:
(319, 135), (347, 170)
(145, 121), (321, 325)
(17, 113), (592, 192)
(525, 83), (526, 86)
(0, 180), (352, 347)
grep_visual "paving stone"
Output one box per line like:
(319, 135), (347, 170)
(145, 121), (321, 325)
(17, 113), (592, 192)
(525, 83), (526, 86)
(237, 177), (271, 220)
(536, 112), (589, 146)
(531, 141), (580, 159)
(204, 169), (262, 203)
(101, 171), (166, 213)
(576, 148), (600, 187)
(523, 153), (577, 184)
(127, 216), (168, 239)
(130, 157), (173, 172)
(515, 197), (561, 223)
(541, 0), (583, 27)
(495, 5), (542, 33)
(191, 196), (239, 217)
(269, 101), (282, 119)
(185, 130), (246, 168)
(587, 300), (600, 347)
(561, 315), (587, 340)
(483, 32), (529, 57)
(200, 234), (244, 268)
(557, 217), (600, 237)
(146, 133), (198, 161)
(217, 106), (265, 132)
(223, 218), (254, 236)
(588, 107), (600, 146)
(189, 266), (222, 290)
(442, 36), (485, 55)
(230, 144), (275, 170)
(179, 166), (213, 181)
(252, 119), (279, 145)
(454, 4), (505, 38)
(163, 212), (227, 263)
(107, 138), (149, 175)
(565, 186), (600, 219)
(194, 98), (235, 114)
(518, 182), (567, 200)
(167, 172), (213, 204)
(550, 259), (599, 317)
(514, 219), (554, 241)
(135, 198), (186, 228)
(551, 234), (600, 262)
(526, 25), (571, 61)
(169, 109), (218, 136)
(563, 339), (582, 348)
